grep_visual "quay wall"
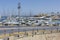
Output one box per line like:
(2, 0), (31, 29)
(0, 29), (60, 40)
(17, 33), (60, 40)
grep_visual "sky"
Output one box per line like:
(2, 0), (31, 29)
(0, 0), (60, 16)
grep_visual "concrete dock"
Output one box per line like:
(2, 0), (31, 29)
(0, 26), (60, 40)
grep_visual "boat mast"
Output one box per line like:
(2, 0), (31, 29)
(18, 2), (21, 23)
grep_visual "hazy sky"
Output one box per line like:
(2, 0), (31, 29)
(0, 0), (60, 16)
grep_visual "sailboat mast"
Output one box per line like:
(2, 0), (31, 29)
(18, 2), (21, 19)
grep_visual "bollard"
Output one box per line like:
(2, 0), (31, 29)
(37, 29), (38, 32)
(51, 30), (52, 33)
(3, 37), (9, 40)
(34, 32), (37, 35)
(24, 30), (28, 37)
(9, 36), (16, 40)
(57, 28), (58, 32)
(32, 30), (34, 37)
(7, 37), (9, 40)
(4, 30), (6, 35)
(17, 28), (20, 38)
(43, 29), (45, 34)
(10, 29), (14, 36)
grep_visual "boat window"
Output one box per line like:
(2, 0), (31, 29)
(36, 21), (38, 23)
(5, 24), (8, 26)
